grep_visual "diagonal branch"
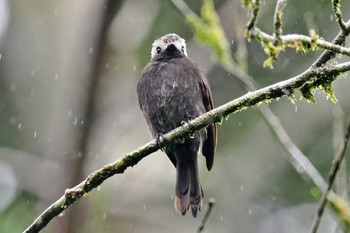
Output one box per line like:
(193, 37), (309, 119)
(23, 61), (350, 233)
(309, 123), (350, 233)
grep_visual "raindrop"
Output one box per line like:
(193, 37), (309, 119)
(133, 65), (136, 72)
(218, 116), (224, 125)
(80, 120), (84, 125)
(143, 204), (146, 210)
(296, 164), (305, 173)
(220, 216), (224, 221)
(54, 9), (58, 14)
(96, 186), (101, 191)
(34, 131), (37, 138)
(18, 123), (21, 129)
(248, 208), (253, 214)
(238, 122), (242, 126)
(0, 54), (2, 60)
(294, 105), (298, 113)
(102, 213), (107, 219)
(73, 117), (78, 126)
(240, 185), (244, 191)
(54, 73), (59, 80)
(89, 47), (94, 54)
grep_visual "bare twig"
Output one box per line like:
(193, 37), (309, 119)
(310, 123), (350, 233)
(332, 107), (347, 233)
(23, 61), (350, 233)
(197, 198), (216, 233)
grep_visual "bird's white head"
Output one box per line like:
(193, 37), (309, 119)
(151, 33), (188, 59)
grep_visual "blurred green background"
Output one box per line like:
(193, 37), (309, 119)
(1, 0), (350, 232)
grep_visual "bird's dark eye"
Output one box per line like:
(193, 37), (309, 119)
(181, 46), (185, 53)
(156, 46), (162, 54)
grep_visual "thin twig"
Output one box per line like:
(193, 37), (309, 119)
(332, 107), (347, 233)
(246, 0), (261, 30)
(332, 0), (348, 32)
(197, 198), (216, 233)
(273, 0), (287, 42)
(309, 123), (350, 233)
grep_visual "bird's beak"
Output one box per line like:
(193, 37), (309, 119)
(166, 44), (178, 53)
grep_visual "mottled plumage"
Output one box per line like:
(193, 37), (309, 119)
(137, 33), (217, 217)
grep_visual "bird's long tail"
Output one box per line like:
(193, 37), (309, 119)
(174, 157), (203, 217)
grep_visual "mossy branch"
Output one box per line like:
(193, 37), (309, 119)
(23, 60), (350, 233)
(332, 0), (349, 32)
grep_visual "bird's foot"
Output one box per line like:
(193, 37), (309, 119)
(156, 133), (165, 151)
(181, 117), (195, 139)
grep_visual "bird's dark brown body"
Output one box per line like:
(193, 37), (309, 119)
(137, 34), (216, 217)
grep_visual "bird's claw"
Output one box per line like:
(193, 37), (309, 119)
(156, 133), (165, 151)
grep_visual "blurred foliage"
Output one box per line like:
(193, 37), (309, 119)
(0, 192), (37, 233)
(185, 0), (233, 66)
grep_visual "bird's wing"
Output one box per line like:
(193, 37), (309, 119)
(198, 70), (217, 171)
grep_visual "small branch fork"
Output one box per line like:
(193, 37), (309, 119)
(245, 0), (350, 63)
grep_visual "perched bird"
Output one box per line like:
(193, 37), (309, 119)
(137, 33), (217, 217)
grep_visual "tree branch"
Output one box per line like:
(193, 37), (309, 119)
(309, 123), (350, 233)
(332, 0), (349, 32)
(248, 28), (350, 57)
(23, 60), (350, 233)
(273, 0), (287, 43)
(197, 198), (216, 233)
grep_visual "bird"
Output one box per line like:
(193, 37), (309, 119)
(137, 33), (217, 217)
